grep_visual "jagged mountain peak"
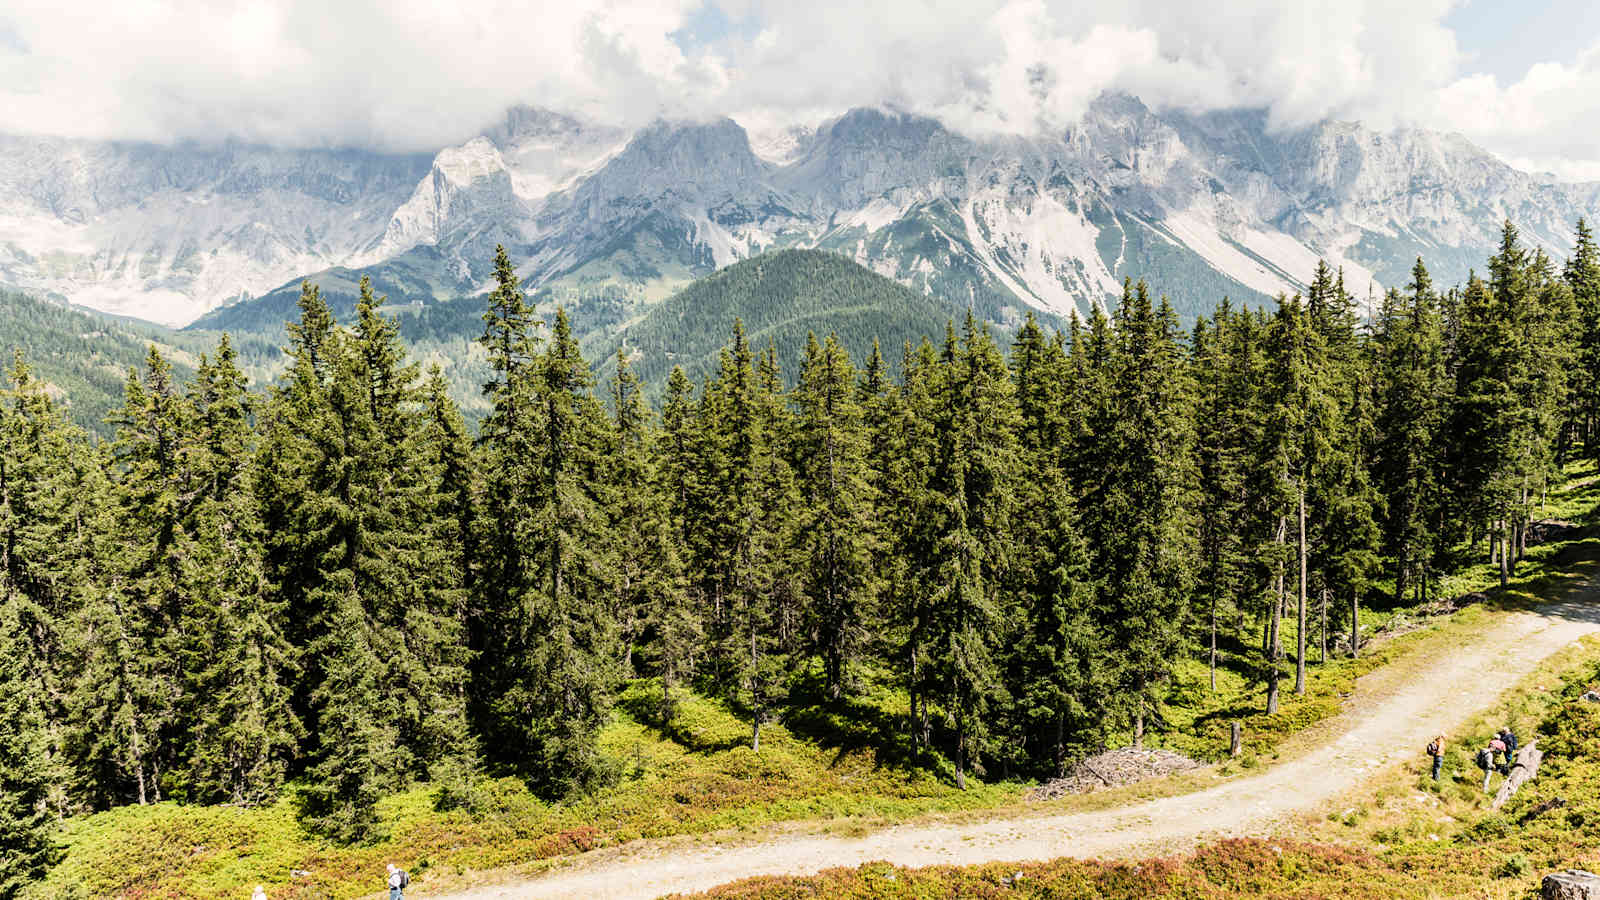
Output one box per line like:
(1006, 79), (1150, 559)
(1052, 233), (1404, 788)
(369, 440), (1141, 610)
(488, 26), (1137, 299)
(620, 117), (769, 178)
(487, 105), (591, 147)
(5, 95), (1599, 329)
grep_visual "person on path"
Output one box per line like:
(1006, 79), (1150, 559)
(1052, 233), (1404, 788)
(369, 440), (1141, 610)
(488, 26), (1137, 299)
(1426, 735), (1445, 781)
(251, 887), (267, 900)
(1476, 745), (1498, 791)
(1498, 727), (1519, 772)
(386, 863), (408, 900)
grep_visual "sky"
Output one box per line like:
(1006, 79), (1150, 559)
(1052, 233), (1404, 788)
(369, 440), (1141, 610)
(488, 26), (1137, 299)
(1, 0), (1598, 179)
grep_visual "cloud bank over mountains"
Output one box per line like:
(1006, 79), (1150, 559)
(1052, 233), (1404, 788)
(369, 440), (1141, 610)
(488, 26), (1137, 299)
(0, 0), (1597, 177)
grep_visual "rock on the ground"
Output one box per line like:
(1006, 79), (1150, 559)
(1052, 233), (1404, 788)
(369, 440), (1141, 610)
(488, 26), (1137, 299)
(1027, 748), (1202, 800)
(1493, 741), (1543, 809)
(1544, 870), (1600, 900)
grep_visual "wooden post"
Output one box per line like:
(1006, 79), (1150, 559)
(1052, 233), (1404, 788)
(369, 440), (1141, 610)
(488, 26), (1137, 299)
(1230, 721), (1242, 758)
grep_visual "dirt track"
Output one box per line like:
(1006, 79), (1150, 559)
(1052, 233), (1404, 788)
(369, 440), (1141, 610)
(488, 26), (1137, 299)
(438, 589), (1600, 900)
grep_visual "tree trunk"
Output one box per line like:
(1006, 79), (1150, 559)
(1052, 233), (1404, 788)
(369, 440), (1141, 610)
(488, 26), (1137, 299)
(1350, 587), (1360, 659)
(955, 711), (968, 790)
(1319, 588), (1328, 665)
(1267, 516), (1285, 715)
(911, 649), (931, 752)
(1053, 715), (1066, 778)
(1134, 706), (1145, 750)
(751, 717), (762, 753)
(1209, 594), (1218, 692)
(1518, 484), (1530, 562)
(662, 667), (674, 727)
(1295, 485), (1308, 696)
(1499, 522), (1511, 589)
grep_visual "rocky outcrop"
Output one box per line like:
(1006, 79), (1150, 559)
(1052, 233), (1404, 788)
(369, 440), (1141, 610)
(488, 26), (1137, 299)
(1493, 741), (1544, 809)
(1544, 870), (1600, 900)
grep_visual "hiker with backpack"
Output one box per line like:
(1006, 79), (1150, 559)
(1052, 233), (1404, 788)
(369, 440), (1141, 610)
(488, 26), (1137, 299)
(1498, 727), (1519, 773)
(1426, 735), (1445, 781)
(386, 863), (409, 900)
(1476, 744), (1499, 791)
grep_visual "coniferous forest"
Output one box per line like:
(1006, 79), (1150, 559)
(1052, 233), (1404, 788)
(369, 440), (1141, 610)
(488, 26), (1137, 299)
(3, 220), (1598, 885)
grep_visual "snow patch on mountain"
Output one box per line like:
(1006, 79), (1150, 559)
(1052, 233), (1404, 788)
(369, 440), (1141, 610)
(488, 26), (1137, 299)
(842, 197), (907, 232)
(1160, 207), (1301, 299)
(961, 185), (1121, 316)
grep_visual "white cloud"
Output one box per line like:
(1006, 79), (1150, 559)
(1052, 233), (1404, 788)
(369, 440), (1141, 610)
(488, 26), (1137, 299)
(0, 0), (709, 151)
(1432, 44), (1600, 180)
(0, 0), (1596, 179)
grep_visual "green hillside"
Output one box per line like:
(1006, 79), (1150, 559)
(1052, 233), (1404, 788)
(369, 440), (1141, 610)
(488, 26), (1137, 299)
(177, 248), (1046, 416)
(0, 289), (200, 436)
(594, 248), (1038, 390)
(0, 289), (283, 438)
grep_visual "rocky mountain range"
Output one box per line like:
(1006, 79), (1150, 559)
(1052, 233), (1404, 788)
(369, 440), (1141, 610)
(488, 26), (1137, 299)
(3, 94), (1597, 328)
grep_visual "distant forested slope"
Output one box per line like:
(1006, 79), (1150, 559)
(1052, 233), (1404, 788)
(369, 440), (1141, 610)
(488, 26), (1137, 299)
(1, 289), (282, 437)
(595, 248), (1036, 389)
(0, 289), (202, 436)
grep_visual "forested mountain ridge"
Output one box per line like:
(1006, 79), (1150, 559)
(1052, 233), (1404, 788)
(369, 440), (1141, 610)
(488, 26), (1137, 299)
(3, 96), (1596, 332)
(181, 247), (1032, 424)
(0, 288), (286, 437)
(590, 248), (1038, 391)
(3, 220), (1596, 895)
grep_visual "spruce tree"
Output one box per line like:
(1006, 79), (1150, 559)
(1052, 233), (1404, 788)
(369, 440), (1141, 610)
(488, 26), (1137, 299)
(492, 307), (620, 791)
(1191, 302), (1265, 687)
(181, 339), (301, 805)
(611, 351), (696, 722)
(74, 348), (193, 807)
(0, 590), (61, 897)
(256, 279), (470, 827)
(890, 338), (943, 753)
(793, 332), (877, 702)
(1008, 314), (1104, 773)
(0, 353), (85, 815)
(1566, 219), (1600, 463)
(919, 314), (1021, 787)
(1088, 284), (1198, 742)
(470, 248), (546, 762)
(1375, 262), (1449, 612)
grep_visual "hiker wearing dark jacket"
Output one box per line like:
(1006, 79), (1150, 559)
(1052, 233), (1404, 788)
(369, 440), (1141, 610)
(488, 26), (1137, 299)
(1498, 728), (1519, 772)
(1477, 745), (1500, 791)
(1426, 735), (1445, 781)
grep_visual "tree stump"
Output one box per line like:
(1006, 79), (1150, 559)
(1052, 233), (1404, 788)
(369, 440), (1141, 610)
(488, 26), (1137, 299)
(1543, 870), (1600, 900)
(1493, 740), (1543, 810)
(1230, 721), (1241, 758)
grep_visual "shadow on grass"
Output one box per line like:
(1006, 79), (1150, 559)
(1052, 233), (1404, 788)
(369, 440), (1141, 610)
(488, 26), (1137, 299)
(778, 670), (947, 774)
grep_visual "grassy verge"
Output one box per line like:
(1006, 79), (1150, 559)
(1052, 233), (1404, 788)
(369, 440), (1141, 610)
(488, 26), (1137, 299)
(675, 626), (1600, 899)
(37, 464), (1600, 899)
(1153, 459), (1600, 766)
(38, 689), (1015, 899)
